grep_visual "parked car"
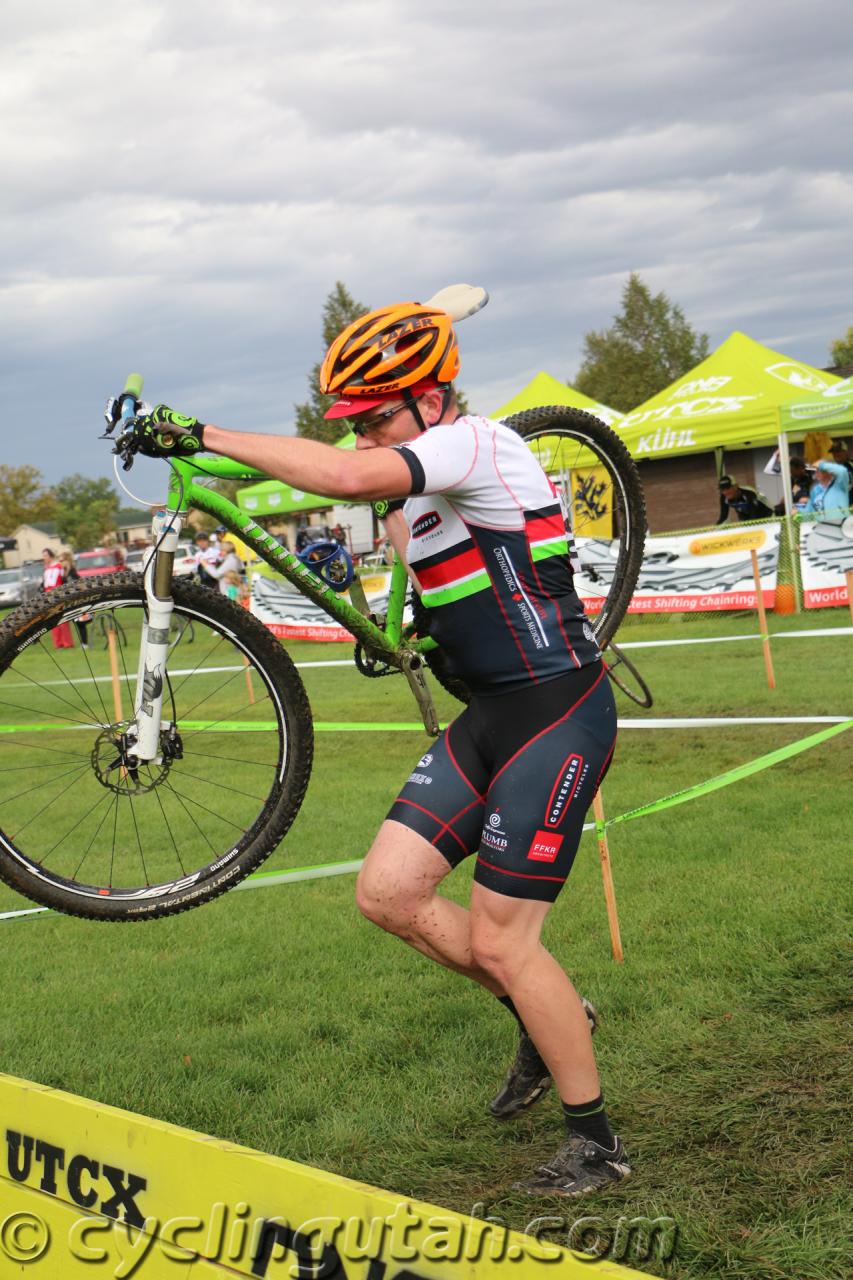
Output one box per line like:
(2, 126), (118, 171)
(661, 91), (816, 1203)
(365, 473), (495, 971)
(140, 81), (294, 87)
(122, 542), (197, 577)
(20, 560), (45, 603)
(75, 547), (126, 578)
(0, 567), (24, 609)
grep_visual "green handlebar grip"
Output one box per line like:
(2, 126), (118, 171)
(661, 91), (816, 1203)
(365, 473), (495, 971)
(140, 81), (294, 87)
(123, 373), (144, 398)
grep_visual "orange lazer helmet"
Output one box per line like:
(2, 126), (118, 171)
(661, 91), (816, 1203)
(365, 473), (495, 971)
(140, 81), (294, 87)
(320, 303), (460, 418)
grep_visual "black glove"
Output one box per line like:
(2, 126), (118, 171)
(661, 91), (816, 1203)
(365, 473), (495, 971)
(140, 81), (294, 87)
(130, 406), (206, 459)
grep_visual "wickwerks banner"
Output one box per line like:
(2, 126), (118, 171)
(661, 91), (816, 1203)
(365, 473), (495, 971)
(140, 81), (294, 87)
(250, 525), (783, 638)
(575, 522), (781, 614)
(251, 572), (401, 641)
(798, 515), (853, 609)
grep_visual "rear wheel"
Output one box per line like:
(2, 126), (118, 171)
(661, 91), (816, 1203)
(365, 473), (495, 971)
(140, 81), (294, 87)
(419, 406), (646, 703)
(0, 573), (313, 921)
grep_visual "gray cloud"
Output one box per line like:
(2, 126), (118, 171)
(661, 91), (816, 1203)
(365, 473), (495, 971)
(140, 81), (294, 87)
(1, 0), (852, 492)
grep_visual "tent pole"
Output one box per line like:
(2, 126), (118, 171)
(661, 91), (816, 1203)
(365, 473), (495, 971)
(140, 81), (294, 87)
(777, 429), (794, 516)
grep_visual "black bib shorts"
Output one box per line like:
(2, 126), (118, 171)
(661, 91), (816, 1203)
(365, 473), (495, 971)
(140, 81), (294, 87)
(387, 662), (616, 903)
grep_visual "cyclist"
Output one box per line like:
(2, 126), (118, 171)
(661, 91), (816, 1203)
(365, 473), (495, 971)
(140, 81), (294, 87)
(126, 301), (628, 1197)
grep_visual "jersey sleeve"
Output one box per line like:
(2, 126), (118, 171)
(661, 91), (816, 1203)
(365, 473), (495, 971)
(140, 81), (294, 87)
(393, 419), (479, 497)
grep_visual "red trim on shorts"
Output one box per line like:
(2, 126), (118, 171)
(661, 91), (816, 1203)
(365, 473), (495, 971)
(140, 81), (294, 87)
(593, 740), (616, 794)
(445, 724), (486, 802)
(393, 797), (475, 857)
(490, 665), (606, 787)
(476, 856), (566, 884)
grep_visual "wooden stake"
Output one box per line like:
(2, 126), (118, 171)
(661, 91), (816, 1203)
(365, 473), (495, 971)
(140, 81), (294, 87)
(106, 626), (124, 723)
(846, 570), (853, 628)
(592, 790), (623, 963)
(243, 655), (255, 705)
(751, 548), (776, 690)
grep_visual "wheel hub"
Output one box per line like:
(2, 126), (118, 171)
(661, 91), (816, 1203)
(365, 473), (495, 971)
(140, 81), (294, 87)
(91, 725), (182, 794)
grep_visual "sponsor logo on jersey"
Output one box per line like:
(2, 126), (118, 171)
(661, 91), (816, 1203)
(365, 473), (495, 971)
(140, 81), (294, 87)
(412, 511), (442, 538)
(417, 752), (433, 769)
(545, 754), (588, 828)
(527, 830), (564, 863)
(407, 772), (433, 786)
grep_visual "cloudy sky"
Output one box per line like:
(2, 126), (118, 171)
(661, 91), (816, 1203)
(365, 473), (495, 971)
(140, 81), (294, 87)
(2, 0), (852, 496)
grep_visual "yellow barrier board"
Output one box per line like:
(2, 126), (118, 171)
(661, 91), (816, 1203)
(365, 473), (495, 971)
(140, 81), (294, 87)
(0, 1073), (653, 1279)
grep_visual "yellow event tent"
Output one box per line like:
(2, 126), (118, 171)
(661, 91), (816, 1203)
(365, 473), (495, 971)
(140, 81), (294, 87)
(493, 371), (623, 427)
(615, 332), (853, 513)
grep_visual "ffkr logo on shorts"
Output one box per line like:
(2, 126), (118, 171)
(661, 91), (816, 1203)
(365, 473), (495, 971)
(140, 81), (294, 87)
(527, 830), (563, 863)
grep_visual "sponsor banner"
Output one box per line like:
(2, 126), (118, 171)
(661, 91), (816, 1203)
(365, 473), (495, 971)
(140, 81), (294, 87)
(251, 571), (400, 642)
(798, 516), (853, 609)
(0, 1072), (649, 1278)
(575, 522), (780, 614)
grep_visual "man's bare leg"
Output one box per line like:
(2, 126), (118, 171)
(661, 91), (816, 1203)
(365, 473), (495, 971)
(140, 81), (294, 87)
(356, 819), (503, 992)
(469, 882), (599, 1104)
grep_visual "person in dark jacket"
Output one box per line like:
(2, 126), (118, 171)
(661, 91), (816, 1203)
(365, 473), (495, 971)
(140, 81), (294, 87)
(717, 476), (773, 523)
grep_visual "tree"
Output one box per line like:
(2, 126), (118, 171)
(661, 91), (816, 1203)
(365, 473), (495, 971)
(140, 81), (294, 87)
(294, 282), (370, 443)
(829, 325), (853, 368)
(573, 273), (710, 413)
(0, 465), (56, 534)
(53, 475), (119, 549)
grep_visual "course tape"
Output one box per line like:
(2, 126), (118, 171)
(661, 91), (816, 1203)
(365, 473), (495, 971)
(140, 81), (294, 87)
(600, 718), (853, 833)
(2, 720), (851, 925)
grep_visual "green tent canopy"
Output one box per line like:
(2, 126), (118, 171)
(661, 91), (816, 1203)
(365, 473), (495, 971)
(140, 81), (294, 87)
(617, 332), (850, 461)
(492, 372), (624, 427)
(236, 431), (357, 515)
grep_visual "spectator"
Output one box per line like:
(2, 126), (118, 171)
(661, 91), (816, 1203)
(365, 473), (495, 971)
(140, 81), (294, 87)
(829, 440), (853, 489)
(801, 459), (851, 516)
(193, 532), (220, 588)
(294, 525), (312, 553)
(59, 551), (90, 648)
(717, 476), (773, 524)
(764, 451), (814, 514)
(203, 540), (244, 594)
(221, 569), (243, 602)
(42, 553), (74, 649)
(40, 547), (53, 587)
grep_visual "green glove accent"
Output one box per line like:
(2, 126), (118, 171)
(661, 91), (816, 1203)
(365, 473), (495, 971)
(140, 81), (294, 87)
(134, 406), (205, 459)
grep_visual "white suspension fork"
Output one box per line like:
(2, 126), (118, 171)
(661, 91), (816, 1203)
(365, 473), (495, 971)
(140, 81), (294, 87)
(129, 510), (185, 762)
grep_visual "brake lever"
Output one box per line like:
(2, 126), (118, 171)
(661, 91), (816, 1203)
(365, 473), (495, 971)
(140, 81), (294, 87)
(112, 425), (139, 471)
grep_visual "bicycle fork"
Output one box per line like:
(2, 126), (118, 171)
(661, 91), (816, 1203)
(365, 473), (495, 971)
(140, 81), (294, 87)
(128, 510), (185, 762)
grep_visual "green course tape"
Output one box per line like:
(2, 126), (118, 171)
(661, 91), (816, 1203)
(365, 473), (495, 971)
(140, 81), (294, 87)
(607, 718), (853, 828)
(0, 859), (365, 922)
(0, 722), (437, 734)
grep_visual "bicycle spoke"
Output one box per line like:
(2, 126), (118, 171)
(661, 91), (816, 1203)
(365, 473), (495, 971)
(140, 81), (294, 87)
(181, 747), (277, 767)
(162, 779), (247, 833)
(35, 638), (104, 725)
(167, 630), (228, 701)
(8, 762), (93, 842)
(160, 781), (219, 854)
(74, 632), (115, 727)
(149, 773), (187, 877)
(42, 787), (114, 863)
(1, 760), (93, 817)
(170, 764), (268, 805)
(71, 794), (118, 881)
(0, 689), (106, 730)
(126, 795), (151, 886)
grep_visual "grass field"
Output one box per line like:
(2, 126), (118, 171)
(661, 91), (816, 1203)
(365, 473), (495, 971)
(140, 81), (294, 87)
(1, 606), (851, 1278)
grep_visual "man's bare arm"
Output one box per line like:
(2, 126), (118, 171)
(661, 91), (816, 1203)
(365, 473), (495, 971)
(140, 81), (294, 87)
(201, 425), (413, 502)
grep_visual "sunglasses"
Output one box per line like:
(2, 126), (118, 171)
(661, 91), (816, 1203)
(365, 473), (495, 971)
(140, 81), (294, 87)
(350, 400), (416, 436)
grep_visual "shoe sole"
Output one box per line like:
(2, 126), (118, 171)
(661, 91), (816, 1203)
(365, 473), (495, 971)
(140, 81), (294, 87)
(488, 1076), (551, 1121)
(512, 1168), (631, 1196)
(488, 999), (599, 1121)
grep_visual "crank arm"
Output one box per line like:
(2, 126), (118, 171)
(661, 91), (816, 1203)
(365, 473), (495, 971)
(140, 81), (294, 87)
(400, 652), (441, 737)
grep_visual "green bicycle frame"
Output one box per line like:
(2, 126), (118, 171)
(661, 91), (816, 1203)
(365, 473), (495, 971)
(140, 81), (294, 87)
(164, 454), (433, 664)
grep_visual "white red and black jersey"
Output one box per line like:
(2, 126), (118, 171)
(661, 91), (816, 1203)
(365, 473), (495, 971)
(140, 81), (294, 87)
(43, 562), (65, 591)
(394, 415), (601, 694)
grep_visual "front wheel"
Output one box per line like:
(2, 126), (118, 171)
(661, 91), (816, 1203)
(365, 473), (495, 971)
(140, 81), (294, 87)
(0, 574), (313, 921)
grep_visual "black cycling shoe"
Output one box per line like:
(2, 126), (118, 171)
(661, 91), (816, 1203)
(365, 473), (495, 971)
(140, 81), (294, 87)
(488, 997), (598, 1121)
(513, 1134), (631, 1196)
